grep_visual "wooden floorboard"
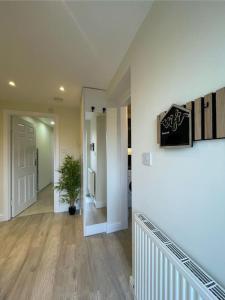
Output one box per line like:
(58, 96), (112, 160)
(0, 213), (133, 300)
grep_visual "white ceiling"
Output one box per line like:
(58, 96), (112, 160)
(0, 1), (152, 107)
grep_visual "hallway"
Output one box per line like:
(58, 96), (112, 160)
(18, 185), (54, 217)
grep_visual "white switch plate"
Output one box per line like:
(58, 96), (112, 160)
(142, 152), (152, 166)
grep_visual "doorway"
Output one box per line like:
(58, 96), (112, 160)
(11, 115), (55, 217)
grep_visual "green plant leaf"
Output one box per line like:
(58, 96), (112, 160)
(54, 155), (81, 206)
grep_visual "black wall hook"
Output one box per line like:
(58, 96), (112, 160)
(204, 102), (209, 109)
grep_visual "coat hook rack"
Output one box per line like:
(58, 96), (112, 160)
(157, 87), (225, 145)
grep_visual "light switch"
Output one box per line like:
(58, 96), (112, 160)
(142, 152), (152, 166)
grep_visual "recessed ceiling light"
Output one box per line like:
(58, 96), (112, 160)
(50, 121), (55, 125)
(59, 86), (65, 92)
(9, 81), (16, 87)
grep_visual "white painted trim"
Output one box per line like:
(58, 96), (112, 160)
(106, 108), (128, 234)
(81, 98), (87, 236)
(0, 214), (7, 222)
(2, 109), (61, 220)
(106, 108), (119, 229)
(3, 111), (11, 221)
(120, 106), (128, 230)
(84, 222), (107, 236)
(107, 222), (124, 233)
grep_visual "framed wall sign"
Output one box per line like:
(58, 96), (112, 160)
(160, 104), (192, 148)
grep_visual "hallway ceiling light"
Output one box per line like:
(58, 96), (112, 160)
(9, 81), (16, 87)
(59, 86), (65, 92)
(50, 121), (55, 125)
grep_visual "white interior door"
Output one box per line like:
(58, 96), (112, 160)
(12, 117), (37, 217)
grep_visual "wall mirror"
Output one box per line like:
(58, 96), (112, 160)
(84, 111), (107, 230)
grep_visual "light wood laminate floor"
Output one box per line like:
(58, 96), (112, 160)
(0, 213), (132, 300)
(18, 184), (54, 217)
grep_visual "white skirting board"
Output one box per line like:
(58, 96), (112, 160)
(84, 222), (107, 236)
(0, 214), (7, 222)
(54, 202), (68, 213)
(54, 199), (81, 213)
(107, 222), (125, 234)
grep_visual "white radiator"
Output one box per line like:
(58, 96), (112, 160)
(88, 168), (95, 197)
(134, 213), (225, 300)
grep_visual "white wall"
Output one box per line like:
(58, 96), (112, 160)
(83, 88), (107, 113)
(108, 1), (225, 286)
(106, 108), (120, 226)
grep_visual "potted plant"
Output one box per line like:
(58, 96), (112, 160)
(55, 155), (81, 215)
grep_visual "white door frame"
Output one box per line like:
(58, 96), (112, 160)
(106, 106), (129, 234)
(2, 109), (60, 220)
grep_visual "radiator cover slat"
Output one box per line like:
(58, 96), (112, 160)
(184, 260), (212, 285)
(166, 243), (187, 261)
(153, 230), (170, 244)
(134, 213), (225, 300)
(210, 286), (225, 300)
(144, 221), (156, 231)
